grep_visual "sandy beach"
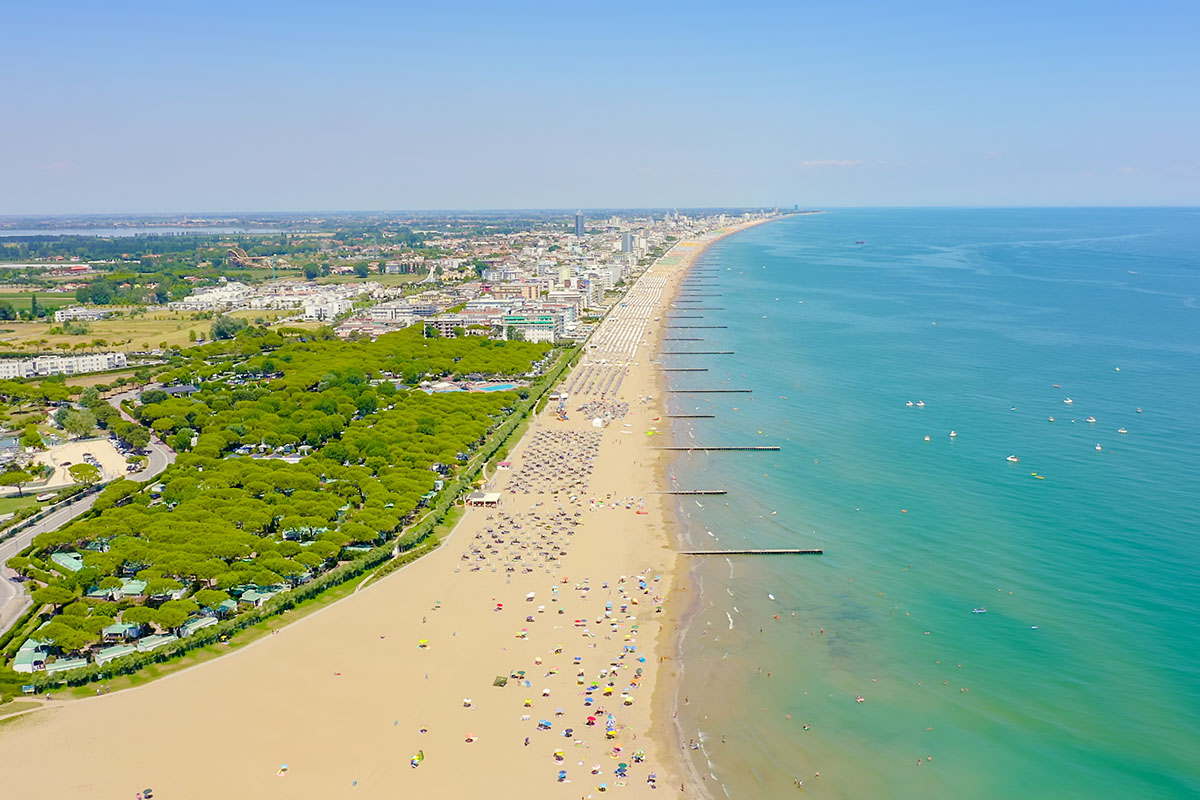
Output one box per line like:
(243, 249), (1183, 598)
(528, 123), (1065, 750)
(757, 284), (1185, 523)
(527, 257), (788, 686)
(0, 221), (766, 799)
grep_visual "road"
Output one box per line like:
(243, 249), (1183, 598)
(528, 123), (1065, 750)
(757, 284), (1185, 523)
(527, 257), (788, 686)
(0, 390), (175, 635)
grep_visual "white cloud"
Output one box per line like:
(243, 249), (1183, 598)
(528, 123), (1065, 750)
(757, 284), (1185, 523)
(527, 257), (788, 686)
(798, 159), (864, 168)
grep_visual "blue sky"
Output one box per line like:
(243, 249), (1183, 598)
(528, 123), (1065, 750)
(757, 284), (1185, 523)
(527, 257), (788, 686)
(2, 0), (1197, 213)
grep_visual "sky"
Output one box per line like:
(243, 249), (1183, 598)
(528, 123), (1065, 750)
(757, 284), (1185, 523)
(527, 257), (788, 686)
(2, 0), (1197, 213)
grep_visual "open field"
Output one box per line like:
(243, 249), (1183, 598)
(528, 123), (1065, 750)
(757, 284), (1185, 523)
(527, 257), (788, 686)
(0, 291), (77, 311)
(0, 309), (293, 352)
(0, 702), (40, 718)
(0, 495), (39, 516)
(65, 369), (140, 388)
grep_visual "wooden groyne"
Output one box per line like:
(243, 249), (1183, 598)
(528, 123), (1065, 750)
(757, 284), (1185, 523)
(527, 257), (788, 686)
(666, 315), (704, 318)
(666, 414), (716, 418)
(663, 337), (705, 341)
(666, 389), (752, 394)
(661, 351), (734, 355)
(656, 368), (708, 372)
(666, 325), (727, 329)
(654, 445), (780, 451)
(680, 549), (823, 556)
(656, 489), (728, 495)
(676, 293), (720, 296)
(671, 307), (724, 310)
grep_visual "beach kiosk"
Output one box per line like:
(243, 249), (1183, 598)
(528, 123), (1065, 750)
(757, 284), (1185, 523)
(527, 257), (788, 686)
(465, 491), (501, 508)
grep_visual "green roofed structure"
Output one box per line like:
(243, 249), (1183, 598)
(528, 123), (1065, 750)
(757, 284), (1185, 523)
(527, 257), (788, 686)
(239, 589), (276, 608)
(136, 634), (178, 652)
(102, 622), (142, 642)
(215, 598), (238, 616)
(95, 644), (138, 665)
(120, 578), (147, 597)
(181, 616), (218, 636)
(45, 657), (89, 675)
(50, 552), (85, 573)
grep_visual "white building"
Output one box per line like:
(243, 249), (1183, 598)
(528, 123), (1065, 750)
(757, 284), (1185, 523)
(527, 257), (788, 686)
(0, 352), (128, 379)
(169, 281), (253, 311)
(302, 298), (353, 321)
(54, 307), (113, 323)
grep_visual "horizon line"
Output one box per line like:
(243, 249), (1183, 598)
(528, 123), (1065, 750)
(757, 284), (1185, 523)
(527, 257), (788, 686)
(2, 204), (1199, 220)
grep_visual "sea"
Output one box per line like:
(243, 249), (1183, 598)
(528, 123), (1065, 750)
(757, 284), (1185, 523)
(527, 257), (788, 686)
(664, 208), (1200, 800)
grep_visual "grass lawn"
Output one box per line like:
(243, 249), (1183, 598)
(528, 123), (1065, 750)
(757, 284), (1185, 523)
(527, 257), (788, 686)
(0, 291), (77, 312)
(0, 308), (293, 352)
(0, 495), (40, 515)
(0, 701), (40, 718)
(65, 368), (139, 388)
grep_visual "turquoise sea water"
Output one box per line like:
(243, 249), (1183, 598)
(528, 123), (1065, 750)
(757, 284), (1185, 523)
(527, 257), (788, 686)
(666, 209), (1200, 800)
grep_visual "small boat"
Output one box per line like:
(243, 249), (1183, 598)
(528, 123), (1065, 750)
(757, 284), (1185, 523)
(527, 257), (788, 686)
(1095, 444), (1102, 451)
(1086, 416), (1096, 423)
(1118, 428), (1128, 434)
(949, 430), (957, 438)
(1114, 367), (1120, 371)
(1053, 384), (1062, 388)
(924, 435), (931, 442)
(1006, 455), (1020, 462)
(1048, 417), (1055, 422)
(1136, 407), (1143, 413)
(972, 608), (987, 614)
(905, 401), (913, 407)
(767, 593), (776, 601)
(916, 400), (925, 407)
(855, 240), (865, 245)
(1064, 398), (1073, 404)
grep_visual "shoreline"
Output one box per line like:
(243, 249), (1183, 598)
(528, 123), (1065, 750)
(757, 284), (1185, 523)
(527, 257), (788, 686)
(642, 218), (780, 800)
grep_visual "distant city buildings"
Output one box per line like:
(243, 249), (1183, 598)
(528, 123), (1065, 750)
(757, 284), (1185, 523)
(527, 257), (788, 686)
(331, 209), (777, 344)
(169, 279), (369, 320)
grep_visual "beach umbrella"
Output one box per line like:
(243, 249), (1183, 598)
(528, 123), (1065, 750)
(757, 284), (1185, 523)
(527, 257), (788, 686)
(417, 639), (428, 648)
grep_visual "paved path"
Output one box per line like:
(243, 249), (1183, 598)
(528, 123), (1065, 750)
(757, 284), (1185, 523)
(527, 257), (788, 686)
(0, 391), (175, 635)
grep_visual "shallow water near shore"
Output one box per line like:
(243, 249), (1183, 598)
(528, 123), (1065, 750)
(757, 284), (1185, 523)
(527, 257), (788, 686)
(665, 209), (1200, 799)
